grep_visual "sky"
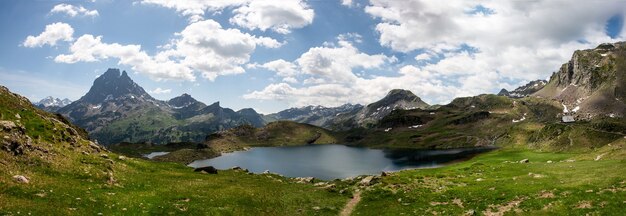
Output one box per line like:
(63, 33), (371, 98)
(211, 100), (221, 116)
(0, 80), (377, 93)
(0, 0), (625, 114)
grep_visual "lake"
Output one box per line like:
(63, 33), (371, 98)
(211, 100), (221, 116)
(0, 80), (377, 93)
(188, 144), (495, 180)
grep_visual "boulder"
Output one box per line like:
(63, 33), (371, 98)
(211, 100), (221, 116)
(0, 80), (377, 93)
(194, 166), (218, 174)
(360, 176), (376, 186)
(231, 166), (241, 170)
(519, 159), (529, 163)
(263, 170), (270, 174)
(13, 175), (29, 183)
(0, 120), (17, 131)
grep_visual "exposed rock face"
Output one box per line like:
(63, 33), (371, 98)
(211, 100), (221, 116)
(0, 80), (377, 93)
(534, 42), (626, 119)
(58, 68), (267, 145)
(498, 80), (547, 98)
(193, 166), (218, 174)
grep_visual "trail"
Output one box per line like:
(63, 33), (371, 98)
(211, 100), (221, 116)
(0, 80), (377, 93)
(340, 191), (362, 216)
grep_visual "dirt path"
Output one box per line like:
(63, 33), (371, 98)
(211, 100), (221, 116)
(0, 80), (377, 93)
(340, 191), (362, 216)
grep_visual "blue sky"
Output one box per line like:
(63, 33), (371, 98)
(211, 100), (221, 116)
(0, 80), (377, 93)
(0, 0), (624, 113)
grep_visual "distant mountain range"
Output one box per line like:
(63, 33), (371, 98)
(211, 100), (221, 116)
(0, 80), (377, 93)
(33, 96), (72, 112)
(264, 104), (363, 128)
(57, 69), (265, 145)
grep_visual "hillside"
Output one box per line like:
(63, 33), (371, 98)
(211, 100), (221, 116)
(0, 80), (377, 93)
(58, 69), (266, 145)
(0, 85), (350, 215)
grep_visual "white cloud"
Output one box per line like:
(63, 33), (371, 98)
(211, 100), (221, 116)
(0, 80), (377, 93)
(53, 19), (282, 82)
(22, 22), (74, 47)
(244, 0), (626, 108)
(230, 0), (314, 34)
(254, 59), (298, 78)
(149, 87), (172, 94)
(341, 0), (353, 7)
(50, 4), (99, 17)
(140, 0), (247, 22)
(296, 39), (395, 83)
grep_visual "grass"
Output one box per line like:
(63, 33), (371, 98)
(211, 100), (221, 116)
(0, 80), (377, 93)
(0, 151), (349, 215)
(353, 147), (626, 215)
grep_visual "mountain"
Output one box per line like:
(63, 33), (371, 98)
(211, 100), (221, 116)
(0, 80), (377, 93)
(265, 103), (363, 128)
(533, 42), (626, 119)
(58, 68), (265, 145)
(330, 89), (430, 129)
(498, 80), (547, 98)
(33, 96), (72, 112)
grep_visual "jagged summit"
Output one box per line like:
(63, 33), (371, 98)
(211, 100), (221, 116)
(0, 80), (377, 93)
(81, 68), (151, 104)
(34, 96), (72, 107)
(167, 93), (201, 108)
(498, 80), (547, 98)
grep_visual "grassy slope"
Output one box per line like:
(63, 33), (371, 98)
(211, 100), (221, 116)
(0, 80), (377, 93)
(354, 145), (626, 215)
(0, 86), (348, 215)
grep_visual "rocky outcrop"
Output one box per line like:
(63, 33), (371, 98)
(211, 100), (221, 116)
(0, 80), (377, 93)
(533, 42), (626, 119)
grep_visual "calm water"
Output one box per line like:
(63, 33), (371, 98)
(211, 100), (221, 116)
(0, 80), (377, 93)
(188, 144), (495, 180)
(143, 151), (169, 159)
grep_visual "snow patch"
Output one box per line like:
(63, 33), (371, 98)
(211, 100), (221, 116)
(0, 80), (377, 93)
(91, 104), (101, 109)
(408, 125), (422, 129)
(384, 128), (392, 132)
(562, 103), (569, 113)
(572, 106), (580, 113)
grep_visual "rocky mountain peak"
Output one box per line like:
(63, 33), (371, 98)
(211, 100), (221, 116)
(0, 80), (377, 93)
(368, 89), (427, 109)
(498, 80), (547, 98)
(167, 93), (199, 108)
(81, 68), (150, 104)
(34, 96), (72, 107)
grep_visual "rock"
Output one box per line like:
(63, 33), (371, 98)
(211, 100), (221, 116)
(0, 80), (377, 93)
(547, 160), (553, 163)
(231, 166), (241, 170)
(360, 176), (376, 186)
(381, 171), (391, 177)
(13, 175), (29, 183)
(314, 182), (327, 187)
(294, 177), (314, 183)
(519, 159), (529, 163)
(118, 155), (126, 160)
(312, 206), (321, 211)
(564, 159), (576, 162)
(193, 166), (218, 174)
(100, 154), (109, 159)
(0, 120), (17, 131)
(15, 114), (21, 119)
(262, 170), (270, 174)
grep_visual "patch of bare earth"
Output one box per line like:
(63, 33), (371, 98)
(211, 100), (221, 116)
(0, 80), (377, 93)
(340, 191), (362, 216)
(576, 200), (592, 209)
(483, 197), (526, 216)
(539, 190), (555, 198)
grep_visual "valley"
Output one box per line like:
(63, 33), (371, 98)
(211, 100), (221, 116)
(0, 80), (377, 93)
(1, 32), (626, 215)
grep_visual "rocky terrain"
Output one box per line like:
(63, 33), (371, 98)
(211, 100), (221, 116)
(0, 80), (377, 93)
(57, 68), (266, 145)
(534, 42), (626, 120)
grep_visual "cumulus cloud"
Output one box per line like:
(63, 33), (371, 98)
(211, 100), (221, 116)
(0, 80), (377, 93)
(245, 0), (626, 108)
(23, 22), (74, 47)
(141, 0), (247, 22)
(149, 87), (172, 94)
(50, 4), (99, 17)
(53, 19), (281, 82)
(230, 0), (314, 34)
(341, 0), (353, 7)
(296, 39), (395, 83)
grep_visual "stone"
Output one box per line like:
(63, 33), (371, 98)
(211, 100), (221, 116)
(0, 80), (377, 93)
(194, 166), (218, 174)
(262, 170), (270, 174)
(360, 176), (375, 186)
(0, 120), (17, 131)
(118, 155), (126, 160)
(295, 177), (314, 183)
(13, 175), (29, 183)
(100, 154), (109, 159)
(15, 114), (21, 119)
(547, 160), (553, 163)
(231, 166), (241, 170)
(381, 171), (392, 177)
(519, 158), (529, 163)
